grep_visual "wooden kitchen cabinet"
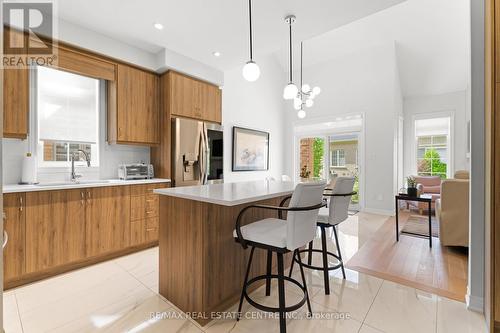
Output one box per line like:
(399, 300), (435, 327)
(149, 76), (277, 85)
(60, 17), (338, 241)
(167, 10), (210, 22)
(167, 71), (222, 123)
(108, 64), (160, 145)
(3, 193), (26, 282)
(25, 190), (86, 273)
(85, 186), (131, 256)
(3, 27), (29, 139)
(129, 183), (166, 246)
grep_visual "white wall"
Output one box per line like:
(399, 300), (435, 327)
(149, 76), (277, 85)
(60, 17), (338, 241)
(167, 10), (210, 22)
(403, 90), (469, 180)
(222, 55), (286, 183)
(284, 43), (403, 213)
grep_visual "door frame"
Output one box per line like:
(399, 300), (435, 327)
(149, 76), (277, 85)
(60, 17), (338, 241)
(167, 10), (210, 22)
(292, 113), (366, 211)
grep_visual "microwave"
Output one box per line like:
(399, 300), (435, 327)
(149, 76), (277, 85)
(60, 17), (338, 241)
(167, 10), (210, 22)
(118, 164), (154, 180)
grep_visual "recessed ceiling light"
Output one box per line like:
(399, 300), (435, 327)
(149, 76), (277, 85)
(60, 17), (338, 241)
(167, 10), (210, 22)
(213, 51), (221, 57)
(154, 23), (164, 30)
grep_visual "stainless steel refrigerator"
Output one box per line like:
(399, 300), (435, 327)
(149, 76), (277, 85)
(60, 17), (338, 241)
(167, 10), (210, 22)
(171, 117), (224, 187)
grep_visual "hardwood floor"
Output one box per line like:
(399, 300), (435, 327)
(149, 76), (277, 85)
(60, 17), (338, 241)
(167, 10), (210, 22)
(346, 211), (468, 302)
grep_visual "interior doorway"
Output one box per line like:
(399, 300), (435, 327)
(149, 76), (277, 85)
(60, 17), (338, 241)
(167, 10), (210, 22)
(294, 114), (364, 211)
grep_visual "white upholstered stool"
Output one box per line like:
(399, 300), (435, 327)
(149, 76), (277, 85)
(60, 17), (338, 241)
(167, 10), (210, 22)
(233, 181), (326, 333)
(289, 177), (356, 295)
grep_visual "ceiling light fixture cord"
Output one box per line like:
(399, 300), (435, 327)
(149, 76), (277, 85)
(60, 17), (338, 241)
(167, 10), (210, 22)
(300, 41), (303, 89)
(289, 19), (293, 83)
(248, 0), (253, 61)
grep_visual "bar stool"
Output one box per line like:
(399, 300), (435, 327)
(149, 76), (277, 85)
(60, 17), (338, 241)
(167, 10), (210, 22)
(289, 177), (356, 295)
(233, 181), (327, 333)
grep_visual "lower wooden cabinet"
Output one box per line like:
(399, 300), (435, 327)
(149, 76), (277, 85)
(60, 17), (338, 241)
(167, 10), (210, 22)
(25, 189), (86, 273)
(129, 184), (165, 246)
(3, 182), (168, 288)
(85, 186), (130, 257)
(3, 193), (26, 281)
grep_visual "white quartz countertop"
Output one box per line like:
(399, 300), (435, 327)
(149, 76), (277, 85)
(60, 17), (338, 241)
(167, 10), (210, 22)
(154, 180), (296, 206)
(3, 178), (171, 193)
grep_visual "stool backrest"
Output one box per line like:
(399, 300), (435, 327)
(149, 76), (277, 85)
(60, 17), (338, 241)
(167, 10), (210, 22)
(328, 177), (355, 225)
(286, 181), (326, 250)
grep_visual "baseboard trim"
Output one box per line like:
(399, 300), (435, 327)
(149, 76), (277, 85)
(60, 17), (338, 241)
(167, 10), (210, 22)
(466, 286), (484, 312)
(362, 207), (395, 216)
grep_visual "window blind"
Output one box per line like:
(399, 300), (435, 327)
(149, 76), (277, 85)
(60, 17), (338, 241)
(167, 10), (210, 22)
(415, 117), (450, 137)
(37, 66), (99, 144)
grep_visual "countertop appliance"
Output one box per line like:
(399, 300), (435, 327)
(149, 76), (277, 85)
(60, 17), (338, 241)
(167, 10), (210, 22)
(172, 117), (224, 187)
(118, 164), (154, 180)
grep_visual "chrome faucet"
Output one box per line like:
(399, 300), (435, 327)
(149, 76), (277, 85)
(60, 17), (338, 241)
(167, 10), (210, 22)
(71, 149), (91, 182)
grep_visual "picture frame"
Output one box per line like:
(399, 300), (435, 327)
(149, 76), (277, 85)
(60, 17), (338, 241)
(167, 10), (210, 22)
(232, 126), (269, 171)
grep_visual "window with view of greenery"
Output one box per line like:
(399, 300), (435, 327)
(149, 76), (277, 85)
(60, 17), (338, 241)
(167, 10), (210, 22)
(312, 138), (324, 178)
(417, 135), (448, 179)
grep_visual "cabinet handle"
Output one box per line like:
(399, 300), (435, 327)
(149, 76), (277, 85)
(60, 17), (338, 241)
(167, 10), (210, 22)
(146, 228), (156, 232)
(81, 191), (85, 206)
(3, 231), (8, 249)
(87, 191), (91, 204)
(19, 196), (23, 212)
(146, 210), (154, 214)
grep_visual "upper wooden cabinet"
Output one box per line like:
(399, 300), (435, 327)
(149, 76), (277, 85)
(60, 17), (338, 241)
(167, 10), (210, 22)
(108, 64), (160, 145)
(167, 71), (222, 123)
(3, 27), (29, 139)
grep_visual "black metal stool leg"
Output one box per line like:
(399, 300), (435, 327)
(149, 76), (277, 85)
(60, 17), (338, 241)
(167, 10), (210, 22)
(237, 246), (255, 320)
(332, 225), (346, 279)
(307, 240), (313, 265)
(320, 226), (330, 295)
(288, 249), (296, 278)
(266, 250), (272, 296)
(296, 250), (312, 316)
(276, 252), (287, 333)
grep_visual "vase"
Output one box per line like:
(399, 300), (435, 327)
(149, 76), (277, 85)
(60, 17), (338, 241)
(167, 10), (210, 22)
(407, 187), (418, 197)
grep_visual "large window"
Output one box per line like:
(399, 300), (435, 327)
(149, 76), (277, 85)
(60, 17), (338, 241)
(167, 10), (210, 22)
(415, 117), (450, 179)
(331, 149), (346, 167)
(36, 66), (100, 167)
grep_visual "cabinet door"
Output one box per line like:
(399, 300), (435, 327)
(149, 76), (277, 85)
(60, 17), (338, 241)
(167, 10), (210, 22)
(3, 28), (29, 138)
(86, 186), (130, 257)
(3, 193), (26, 281)
(25, 190), (86, 273)
(205, 84), (222, 123)
(169, 71), (196, 119)
(116, 64), (159, 145)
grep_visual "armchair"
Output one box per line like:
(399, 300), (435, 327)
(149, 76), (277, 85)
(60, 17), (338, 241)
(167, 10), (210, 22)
(413, 176), (441, 213)
(435, 171), (470, 247)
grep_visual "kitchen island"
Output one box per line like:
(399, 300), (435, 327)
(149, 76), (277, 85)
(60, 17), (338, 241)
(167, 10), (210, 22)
(154, 180), (296, 325)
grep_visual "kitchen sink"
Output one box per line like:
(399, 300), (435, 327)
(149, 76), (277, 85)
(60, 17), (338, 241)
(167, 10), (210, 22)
(36, 180), (114, 187)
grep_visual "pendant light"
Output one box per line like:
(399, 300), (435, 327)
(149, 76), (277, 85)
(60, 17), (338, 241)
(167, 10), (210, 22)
(283, 15), (298, 100)
(242, 0), (260, 82)
(294, 41), (321, 118)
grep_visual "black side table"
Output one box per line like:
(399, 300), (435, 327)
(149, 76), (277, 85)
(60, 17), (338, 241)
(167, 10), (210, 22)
(395, 194), (433, 248)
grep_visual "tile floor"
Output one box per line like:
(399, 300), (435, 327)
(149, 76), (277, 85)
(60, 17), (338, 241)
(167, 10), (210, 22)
(3, 212), (487, 333)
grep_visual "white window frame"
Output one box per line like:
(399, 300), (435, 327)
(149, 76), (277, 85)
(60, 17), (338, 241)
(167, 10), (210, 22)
(411, 112), (454, 179)
(31, 66), (101, 169)
(331, 149), (346, 167)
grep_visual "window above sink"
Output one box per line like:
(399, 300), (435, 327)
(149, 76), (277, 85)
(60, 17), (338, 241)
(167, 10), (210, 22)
(34, 66), (101, 168)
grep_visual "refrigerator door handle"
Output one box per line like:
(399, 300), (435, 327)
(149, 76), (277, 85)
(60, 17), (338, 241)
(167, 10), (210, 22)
(198, 128), (205, 184)
(203, 123), (209, 184)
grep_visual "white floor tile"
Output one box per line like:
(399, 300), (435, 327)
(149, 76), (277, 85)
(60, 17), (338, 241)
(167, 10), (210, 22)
(436, 297), (487, 333)
(364, 280), (438, 333)
(311, 269), (383, 322)
(3, 293), (23, 333)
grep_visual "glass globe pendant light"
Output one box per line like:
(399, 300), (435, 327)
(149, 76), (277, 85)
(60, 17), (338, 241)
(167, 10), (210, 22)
(242, 0), (260, 82)
(283, 15), (298, 99)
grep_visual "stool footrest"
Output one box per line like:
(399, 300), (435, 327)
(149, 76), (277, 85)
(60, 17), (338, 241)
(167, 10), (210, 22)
(243, 274), (308, 313)
(295, 248), (343, 271)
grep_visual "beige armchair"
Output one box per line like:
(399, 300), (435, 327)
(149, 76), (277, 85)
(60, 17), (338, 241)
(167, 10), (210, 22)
(435, 170), (470, 247)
